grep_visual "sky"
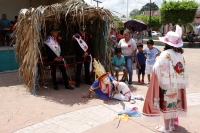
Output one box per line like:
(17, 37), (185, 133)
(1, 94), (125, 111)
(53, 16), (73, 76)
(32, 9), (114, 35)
(84, 0), (200, 17)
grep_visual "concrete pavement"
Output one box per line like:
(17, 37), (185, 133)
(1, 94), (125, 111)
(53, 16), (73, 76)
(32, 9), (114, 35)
(12, 93), (200, 133)
(1, 45), (200, 133)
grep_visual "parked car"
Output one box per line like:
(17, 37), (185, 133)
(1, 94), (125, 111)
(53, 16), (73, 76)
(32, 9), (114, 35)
(152, 31), (161, 36)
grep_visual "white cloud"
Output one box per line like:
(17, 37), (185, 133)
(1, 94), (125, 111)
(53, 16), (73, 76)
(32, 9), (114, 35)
(84, 0), (200, 17)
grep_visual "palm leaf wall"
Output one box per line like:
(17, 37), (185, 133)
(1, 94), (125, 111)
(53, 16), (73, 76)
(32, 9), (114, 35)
(14, 0), (114, 92)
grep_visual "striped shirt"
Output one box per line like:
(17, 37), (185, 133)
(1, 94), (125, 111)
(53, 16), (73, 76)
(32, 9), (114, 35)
(118, 38), (137, 56)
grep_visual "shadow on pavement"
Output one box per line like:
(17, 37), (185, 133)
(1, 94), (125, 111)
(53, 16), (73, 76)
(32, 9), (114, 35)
(36, 82), (97, 106)
(0, 71), (21, 87)
(174, 125), (191, 133)
(35, 77), (138, 107)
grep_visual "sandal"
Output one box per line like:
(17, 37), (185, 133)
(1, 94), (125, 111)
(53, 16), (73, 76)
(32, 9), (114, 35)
(155, 125), (170, 133)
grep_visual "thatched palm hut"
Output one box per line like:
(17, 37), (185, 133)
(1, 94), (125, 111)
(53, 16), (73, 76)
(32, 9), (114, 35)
(14, 0), (114, 92)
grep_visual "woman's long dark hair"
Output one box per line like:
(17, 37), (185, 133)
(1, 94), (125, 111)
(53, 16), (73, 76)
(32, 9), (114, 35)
(164, 44), (184, 54)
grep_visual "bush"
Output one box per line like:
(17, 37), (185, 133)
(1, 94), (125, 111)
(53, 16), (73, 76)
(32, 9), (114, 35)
(160, 0), (199, 25)
(132, 15), (161, 29)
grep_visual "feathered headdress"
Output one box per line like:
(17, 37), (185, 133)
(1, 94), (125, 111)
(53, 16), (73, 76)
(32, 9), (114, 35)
(93, 59), (109, 83)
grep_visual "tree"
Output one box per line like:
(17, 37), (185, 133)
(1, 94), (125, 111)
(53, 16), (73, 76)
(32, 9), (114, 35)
(113, 16), (121, 22)
(150, 16), (162, 29)
(121, 15), (126, 18)
(140, 2), (159, 12)
(132, 15), (161, 29)
(132, 15), (149, 24)
(160, 0), (199, 26)
(113, 16), (125, 31)
(129, 9), (140, 17)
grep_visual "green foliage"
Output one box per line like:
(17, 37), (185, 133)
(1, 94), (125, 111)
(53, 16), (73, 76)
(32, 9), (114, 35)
(132, 15), (161, 29)
(160, 0), (199, 25)
(113, 16), (121, 22)
(140, 2), (159, 12)
(151, 15), (162, 29)
(118, 25), (126, 31)
(129, 9), (140, 17)
(121, 15), (126, 18)
(115, 22), (125, 31)
(113, 16), (125, 31)
(132, 15), (149, 24)
(186, 23), (194, 31)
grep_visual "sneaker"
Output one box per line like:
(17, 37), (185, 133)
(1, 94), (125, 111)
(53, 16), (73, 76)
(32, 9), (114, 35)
(156, 125), (170, 133)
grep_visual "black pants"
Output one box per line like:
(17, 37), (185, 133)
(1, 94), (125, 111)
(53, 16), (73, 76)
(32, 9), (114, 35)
(0, 30), (9, 45)
(76, 61), (90, 84)
(137, 64), (145, 75)
(50, 62), (69, 87)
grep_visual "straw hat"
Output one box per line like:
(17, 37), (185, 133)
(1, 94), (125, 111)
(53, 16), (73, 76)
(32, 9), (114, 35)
(159, 25), (183, 48)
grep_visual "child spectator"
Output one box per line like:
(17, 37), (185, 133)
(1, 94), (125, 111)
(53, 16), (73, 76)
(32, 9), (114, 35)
(144, 39), (160, 86)
(135, 43), (146, 84)
(112, 48), (128, 83)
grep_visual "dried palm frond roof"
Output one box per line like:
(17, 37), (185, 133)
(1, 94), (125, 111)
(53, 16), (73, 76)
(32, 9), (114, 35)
(14, 0), (114, 92)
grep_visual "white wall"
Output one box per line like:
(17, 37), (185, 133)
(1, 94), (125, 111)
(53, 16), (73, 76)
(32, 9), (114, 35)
(0, 0), (68, 21)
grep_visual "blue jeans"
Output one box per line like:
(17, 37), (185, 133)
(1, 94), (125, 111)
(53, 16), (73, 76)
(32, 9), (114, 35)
(124, 55), (133, 82)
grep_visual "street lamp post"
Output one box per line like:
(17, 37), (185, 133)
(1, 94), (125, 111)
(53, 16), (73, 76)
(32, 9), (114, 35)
(127, 0), (129, 21)
(149, 0), (151, 28)
(149, 0), (152, 37)
(93, 0), (102, 8)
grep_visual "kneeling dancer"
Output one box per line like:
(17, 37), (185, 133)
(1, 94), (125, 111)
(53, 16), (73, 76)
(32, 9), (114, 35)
(82, 59), (135, 104)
